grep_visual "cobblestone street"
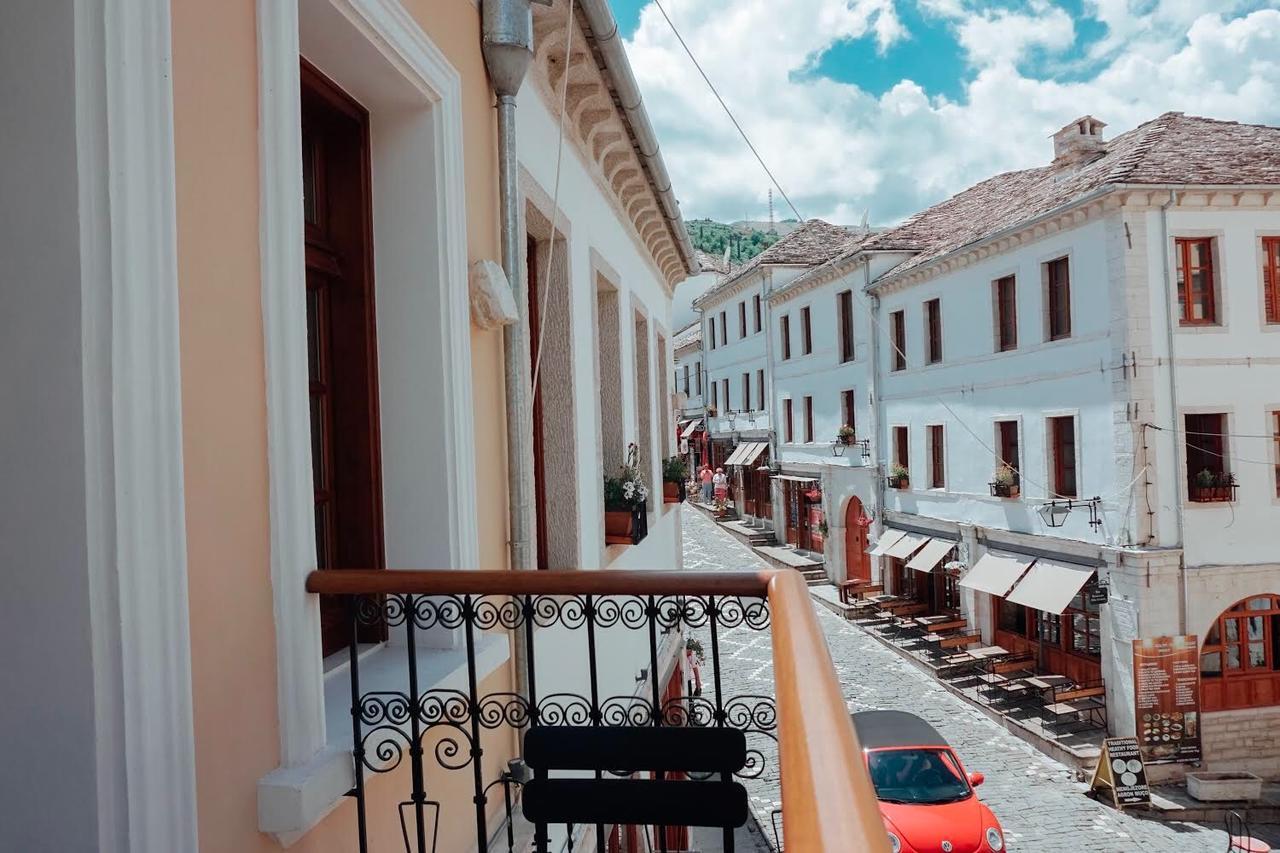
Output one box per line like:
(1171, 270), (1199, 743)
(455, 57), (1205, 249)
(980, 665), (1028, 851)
(682, 507), (1247, 852)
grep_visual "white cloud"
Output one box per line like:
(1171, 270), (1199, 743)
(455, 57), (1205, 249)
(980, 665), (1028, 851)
(626, 2), (1280, 226)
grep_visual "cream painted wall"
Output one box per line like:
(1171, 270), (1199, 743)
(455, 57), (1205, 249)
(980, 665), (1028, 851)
(171, 0), (513, 849)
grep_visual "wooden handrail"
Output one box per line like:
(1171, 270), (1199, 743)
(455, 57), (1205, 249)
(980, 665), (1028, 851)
(305, 568), (776, 597)
(305, 567), (890, 850)
(768, 570), (890, 852)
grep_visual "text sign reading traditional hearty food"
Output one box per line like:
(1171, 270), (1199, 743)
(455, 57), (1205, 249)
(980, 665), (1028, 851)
(1089, 737), (1151, 808)
(1132, 635), (1202, 764)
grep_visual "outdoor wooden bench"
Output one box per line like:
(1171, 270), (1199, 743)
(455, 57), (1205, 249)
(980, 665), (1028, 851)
(1044, 682), (1107, 729)
(838, 580), (883, 604)
(937, 632), (981, 650)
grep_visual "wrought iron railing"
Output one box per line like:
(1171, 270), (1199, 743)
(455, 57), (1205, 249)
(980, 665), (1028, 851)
(306, 569), (888, 853)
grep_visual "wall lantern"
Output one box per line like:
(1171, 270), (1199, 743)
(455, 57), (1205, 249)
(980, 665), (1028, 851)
(830, 440), (846, 457)
(747, 410), (757, 425)
(1037, 497), (1103, 531)
(726, 410), (738, 428)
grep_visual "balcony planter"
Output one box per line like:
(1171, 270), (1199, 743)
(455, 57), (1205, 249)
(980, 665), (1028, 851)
(662, 481), (685, 504)
(1186, 771), (1263, 802)
(989, 482), (1020, 498)
(604, 444), (649, 544)
(1189, 470), (1237, 503)
(662, 456), (689, 504)
(886, 465), (910, 490)
(837, 425), (856, 446)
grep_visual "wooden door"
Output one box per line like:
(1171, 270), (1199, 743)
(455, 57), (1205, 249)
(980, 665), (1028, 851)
(527, 235), (549, 570)
(302, 62), (385, 657)
(844, 496), (871, 582)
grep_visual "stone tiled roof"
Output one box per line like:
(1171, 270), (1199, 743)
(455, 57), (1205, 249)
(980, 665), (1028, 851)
(869, 112), (1280, 279)
(693, 219), (859, 308)
(694, 250), (731, 276)
(673, 320), (701, 351)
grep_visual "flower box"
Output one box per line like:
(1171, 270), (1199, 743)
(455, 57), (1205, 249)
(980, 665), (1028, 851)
(604, 507), (647, 546)
(989, 481), (1020, 498)
(662, 481), (685, 504)
(1189, 484), (1236, 503)
(1186, 771), (1263, 802)
(886, 475), (909, 490)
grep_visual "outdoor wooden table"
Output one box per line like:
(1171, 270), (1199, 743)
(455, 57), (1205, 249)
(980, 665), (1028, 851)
(1023, 674), (1071, 691)
(916, 618), (967, 633)
(966, 645), (1009, 660)
(914, 614), (953, 626)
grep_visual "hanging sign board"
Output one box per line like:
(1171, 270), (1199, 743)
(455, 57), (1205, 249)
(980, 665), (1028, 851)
(1087, 581), (1109, 606)
(1089, 737), (1151, 808)
(1132, 635), (1202, 764)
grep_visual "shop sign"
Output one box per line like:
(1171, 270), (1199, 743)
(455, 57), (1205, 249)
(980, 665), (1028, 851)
(1089, 737), (1151, 808)
(1132, 635), (1202, 764)
(1087, 581), (1109, 606)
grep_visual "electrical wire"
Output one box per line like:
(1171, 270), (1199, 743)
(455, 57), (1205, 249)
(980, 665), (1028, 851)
(653, 1), (1151, 504)
(529, 0), (575, 421)
(650, 0), (804, 223)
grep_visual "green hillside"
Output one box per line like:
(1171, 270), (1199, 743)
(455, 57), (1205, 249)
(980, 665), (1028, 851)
(686, 218), (797, 264)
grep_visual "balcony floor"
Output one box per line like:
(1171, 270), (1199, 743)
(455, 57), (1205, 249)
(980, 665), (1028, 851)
(681, 508), (1272, 853)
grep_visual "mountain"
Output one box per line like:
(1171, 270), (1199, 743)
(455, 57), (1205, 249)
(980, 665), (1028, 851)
(685, 217), (799, 264)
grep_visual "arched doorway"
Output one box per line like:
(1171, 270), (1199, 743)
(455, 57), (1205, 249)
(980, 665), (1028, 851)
(1200, 594), (1280, 711)
(844, 496), (871, 582)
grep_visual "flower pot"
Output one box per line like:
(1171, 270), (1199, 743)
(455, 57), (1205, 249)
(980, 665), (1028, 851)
(604, 510), (633, 545)
(887, 476), (909, 490)
(838, 434), (855, 446)
(989, 482), (1020, 498)
(663, 481), (682, 503)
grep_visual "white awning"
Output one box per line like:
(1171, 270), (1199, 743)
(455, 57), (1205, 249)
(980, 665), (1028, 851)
(905, 538), (957, 573)
(867, 528), (907, 557)
(723, 443), (751, 467)
(740, 442), (769, 467)
(884, 532), (928, 559)
(1006, 560), (1095, 615)
(958, 551), (1035, 597)
(774, 474), (818, 483)
(680, 418), (704, 439)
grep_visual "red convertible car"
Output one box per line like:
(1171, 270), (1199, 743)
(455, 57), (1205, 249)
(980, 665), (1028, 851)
(851, 710), (1006, 853)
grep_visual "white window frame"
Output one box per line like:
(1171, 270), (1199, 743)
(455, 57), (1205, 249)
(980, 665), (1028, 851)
(255, 0), (481, 839)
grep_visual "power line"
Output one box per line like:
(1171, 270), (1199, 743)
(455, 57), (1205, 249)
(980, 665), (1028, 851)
(650, 0), (804, 222)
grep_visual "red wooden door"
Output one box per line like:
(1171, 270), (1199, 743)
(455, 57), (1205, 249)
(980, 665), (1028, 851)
(844, 496), (871, 582)
(302, 61), (385, 657)
(527, 235), (549, 570)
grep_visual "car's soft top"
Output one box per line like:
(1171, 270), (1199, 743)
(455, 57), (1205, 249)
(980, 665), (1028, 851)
(851, 710), (949, 750)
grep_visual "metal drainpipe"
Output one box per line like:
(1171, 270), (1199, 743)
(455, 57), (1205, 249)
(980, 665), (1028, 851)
(482, 0), (537, 719)
(866, 264), (886, 548)
(1157, 194), (1188, 633)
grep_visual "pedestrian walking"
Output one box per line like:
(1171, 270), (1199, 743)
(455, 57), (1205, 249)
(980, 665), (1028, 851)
(699, 464), (714, 503)
(713, 467), (727, 502)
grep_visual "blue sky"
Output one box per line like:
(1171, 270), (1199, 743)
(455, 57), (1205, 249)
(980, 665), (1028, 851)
(617, 0), (1280, 224)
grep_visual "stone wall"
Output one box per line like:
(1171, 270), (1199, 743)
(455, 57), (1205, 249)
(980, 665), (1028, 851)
(1201, 706), (1280, 779)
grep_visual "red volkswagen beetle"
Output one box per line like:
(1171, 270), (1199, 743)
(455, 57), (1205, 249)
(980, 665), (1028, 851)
(851, 710), (1006, 853)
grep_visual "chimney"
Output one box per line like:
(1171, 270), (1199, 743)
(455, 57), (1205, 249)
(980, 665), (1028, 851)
(1052, 116), (1107, 169)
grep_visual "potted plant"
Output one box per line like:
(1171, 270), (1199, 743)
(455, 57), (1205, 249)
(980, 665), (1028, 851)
(887, 463), (909, 489)
(837, 424), (856, 445)
(817, 520), (829, 537)
(662, 456), (689, 503)
(705, 405), (718, 418)
(1190, 469), (1236, 503)
(989, 462), (1020, 498)
(603, 444), (649, 544)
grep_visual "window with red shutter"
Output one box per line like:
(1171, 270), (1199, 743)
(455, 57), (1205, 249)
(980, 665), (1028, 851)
(838, 290), (854, 362)
(994, 276), (1017, 351)
(1045, 257), (1071, 341)
(890, 310), (906, 371)
(784, 399), (794, 443)
(1264, 238), (1280, 325)
(801, 306), (813, 355)
(804, 396), (814, 442)
(1048, 416), (1077, 497)
(893, 426), (909, 469)
(780, 314), (791, 360)
(1175, 238), (1217, 324)
(928, 425), (945, 489)
(925, 298), (942, 364)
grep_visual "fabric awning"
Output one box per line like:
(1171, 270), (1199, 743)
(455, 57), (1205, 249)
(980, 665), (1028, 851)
(740, 442), (769, 467)
(723, 443), (751, 467)
(680, 418), (704, 439)
(884, 532), (927, 559)
(958, 551), (1034, 597)
(867, 528), (907, 557)
(774, 474), (818, 483)
(905, 538), (957, 573)
(1006, 560), (1095, 614)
